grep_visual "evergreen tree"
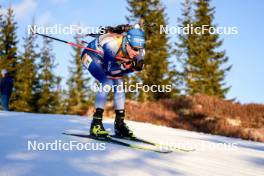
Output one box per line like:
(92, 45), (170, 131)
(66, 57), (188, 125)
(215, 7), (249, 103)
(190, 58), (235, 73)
(0, 7), (19, 110)
(53, 77), (66, 114)
(175, 0), (195, 93)
(66, 35), (92, 115)
(194, 0), (231, 97)
(56, 87), (68, 114)
(0, 6), (4, 58)
(12, 26), (39, 112)
(36, 37), (61, 113)
(0, 7), (18, 76)
(177, 0), (231, 98)
(126, 0), (178, 101)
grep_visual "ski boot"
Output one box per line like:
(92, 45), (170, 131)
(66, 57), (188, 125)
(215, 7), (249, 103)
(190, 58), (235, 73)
(114, 110), (135, 138)
(90, 108), (109, 138)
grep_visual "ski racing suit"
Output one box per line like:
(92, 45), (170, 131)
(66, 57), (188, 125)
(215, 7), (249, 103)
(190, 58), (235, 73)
(81, 33), (144, 110)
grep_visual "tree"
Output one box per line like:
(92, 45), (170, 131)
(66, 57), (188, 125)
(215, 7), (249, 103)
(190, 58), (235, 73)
(0, 7), (18, 76)
(66, 35), (92, 115)
(126, 0), (178, 101)
(0, 5), (4, 58)
(175, 0), (195, 93)
(35, 37), (62, 113)
(12, 23), (39, 112)
(55, 87), (68, 114)
(177, 0), (231, 98)
(0, 7), (19, 110)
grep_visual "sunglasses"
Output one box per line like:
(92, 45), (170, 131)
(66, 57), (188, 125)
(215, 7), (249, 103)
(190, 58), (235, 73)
(126, 43), (141, 52)
(132, 47), (140, 52)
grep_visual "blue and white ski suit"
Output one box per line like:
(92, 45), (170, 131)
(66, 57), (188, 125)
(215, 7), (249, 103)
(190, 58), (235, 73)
(81, 33), (144, 110)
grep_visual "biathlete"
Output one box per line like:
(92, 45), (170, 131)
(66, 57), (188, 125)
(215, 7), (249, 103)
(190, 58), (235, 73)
(81, 25), (145, 138)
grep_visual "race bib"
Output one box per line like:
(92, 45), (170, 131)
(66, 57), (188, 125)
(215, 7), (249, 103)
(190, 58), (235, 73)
(82, 53), (93, 68)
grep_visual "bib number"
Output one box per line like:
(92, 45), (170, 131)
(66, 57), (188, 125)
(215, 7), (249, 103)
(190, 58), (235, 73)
(82, 53), (93, 69)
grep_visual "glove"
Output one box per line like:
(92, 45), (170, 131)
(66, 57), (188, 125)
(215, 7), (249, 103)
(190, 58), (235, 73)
(132, 59), (144, 71)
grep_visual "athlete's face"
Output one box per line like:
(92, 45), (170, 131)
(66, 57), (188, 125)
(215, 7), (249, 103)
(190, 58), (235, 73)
(126, 43), (140, 59)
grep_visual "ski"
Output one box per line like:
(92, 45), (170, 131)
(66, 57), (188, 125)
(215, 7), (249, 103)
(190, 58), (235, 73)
(110, 135), (196, 152)
(62, 133), (172, 154)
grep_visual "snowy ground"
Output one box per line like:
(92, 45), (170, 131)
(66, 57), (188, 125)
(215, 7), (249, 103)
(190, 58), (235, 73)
(0, 111), (263, 176)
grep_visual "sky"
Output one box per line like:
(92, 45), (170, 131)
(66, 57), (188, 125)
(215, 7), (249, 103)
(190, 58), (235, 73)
(0, 0), (263, 104)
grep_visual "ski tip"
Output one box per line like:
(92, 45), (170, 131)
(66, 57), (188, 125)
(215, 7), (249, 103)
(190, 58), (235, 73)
(175, 148), (196, 152)
(159, 150), (173, 154)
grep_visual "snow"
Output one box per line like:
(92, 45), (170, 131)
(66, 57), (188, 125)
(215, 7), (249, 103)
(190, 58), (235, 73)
(0, 111), (263, 176)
